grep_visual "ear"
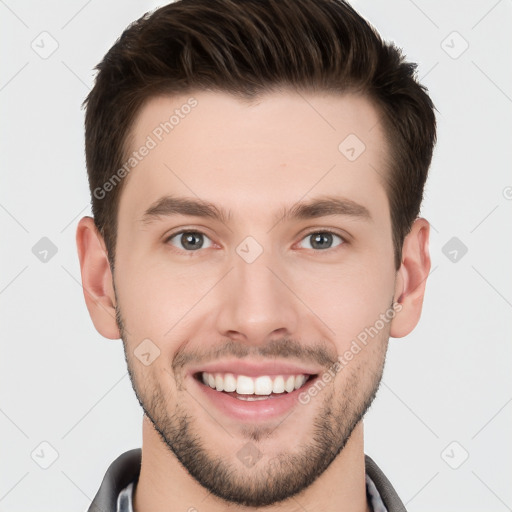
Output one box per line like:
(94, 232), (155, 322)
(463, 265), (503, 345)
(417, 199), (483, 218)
(390, 217), (431, 338)
(76, 216), (120, 340)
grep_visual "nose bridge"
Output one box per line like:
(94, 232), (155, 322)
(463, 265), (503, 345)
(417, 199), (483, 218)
(215, 240), (298, 341)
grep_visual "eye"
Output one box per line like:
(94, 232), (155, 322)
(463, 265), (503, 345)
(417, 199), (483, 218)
(297, 231), (345, 251)
(165, 230), (214, 251)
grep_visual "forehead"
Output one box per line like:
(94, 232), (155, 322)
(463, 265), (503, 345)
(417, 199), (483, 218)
(118, 90), (390, 226)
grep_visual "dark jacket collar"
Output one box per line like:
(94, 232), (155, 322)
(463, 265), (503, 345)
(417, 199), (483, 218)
(88, 449), (141, 512)
(364, 454), (407, 512)
(88, 449), (407, 512)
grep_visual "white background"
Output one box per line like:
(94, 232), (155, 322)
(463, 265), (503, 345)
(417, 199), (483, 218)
(0, 1), (511, 511)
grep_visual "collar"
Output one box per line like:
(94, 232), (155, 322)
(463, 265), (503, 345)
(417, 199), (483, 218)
(88, 449), (407, 512)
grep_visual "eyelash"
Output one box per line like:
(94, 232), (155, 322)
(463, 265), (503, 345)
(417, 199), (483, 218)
(164, 229), (346, 253)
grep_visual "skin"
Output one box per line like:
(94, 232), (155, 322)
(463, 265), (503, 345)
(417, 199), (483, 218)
(77, 90), (431, 512)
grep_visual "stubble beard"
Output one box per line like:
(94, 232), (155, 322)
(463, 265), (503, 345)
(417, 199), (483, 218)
(116, 303), (388, 507)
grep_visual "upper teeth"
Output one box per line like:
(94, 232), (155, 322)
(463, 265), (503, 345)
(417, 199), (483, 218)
(201, 372), (309, 395)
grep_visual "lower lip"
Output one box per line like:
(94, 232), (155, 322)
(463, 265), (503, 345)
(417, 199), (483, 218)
(192, 375), (318, 422)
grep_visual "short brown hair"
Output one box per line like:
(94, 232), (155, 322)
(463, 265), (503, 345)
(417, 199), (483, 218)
(83, 0), (436, 270)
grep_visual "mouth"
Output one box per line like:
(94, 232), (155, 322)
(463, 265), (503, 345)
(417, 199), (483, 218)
(188, 359), (324, 422)
(194, 371), (317, 401)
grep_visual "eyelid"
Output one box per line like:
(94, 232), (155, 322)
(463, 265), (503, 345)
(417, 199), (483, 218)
(163, 225), (214, 241)
(300, 228), (348, 240)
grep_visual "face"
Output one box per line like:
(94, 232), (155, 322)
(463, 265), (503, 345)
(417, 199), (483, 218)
(113, 90), (397, 506)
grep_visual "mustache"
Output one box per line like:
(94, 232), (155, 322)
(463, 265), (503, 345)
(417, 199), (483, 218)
(172, 337), (339, 373)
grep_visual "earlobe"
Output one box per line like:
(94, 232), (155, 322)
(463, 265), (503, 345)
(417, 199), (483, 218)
(390, 218), (431, 338)
(76, 216), (121, 340)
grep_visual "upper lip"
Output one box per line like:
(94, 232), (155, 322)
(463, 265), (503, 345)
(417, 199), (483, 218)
(188, 359), (322, 378)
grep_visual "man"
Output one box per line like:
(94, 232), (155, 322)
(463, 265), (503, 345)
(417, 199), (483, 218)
(76, 0), (436, 510)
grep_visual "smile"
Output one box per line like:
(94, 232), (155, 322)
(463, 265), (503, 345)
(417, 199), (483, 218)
(199, 371), (312, 399)
(188, 359), (322, 421)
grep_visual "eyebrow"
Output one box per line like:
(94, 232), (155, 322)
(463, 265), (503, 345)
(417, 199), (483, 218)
(140, 194), (372, 226)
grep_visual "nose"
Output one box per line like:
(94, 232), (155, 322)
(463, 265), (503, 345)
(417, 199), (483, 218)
(213, 247), (300, 345)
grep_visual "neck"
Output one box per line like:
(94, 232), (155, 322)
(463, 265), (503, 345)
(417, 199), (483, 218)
(133, 416), (371, 512)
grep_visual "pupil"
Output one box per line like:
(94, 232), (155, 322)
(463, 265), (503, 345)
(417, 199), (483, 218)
(311, 232), (332, 250)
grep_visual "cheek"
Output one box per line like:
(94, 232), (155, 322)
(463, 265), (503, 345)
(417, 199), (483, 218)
(115, 260), (223, 340)
(294, 257), (395, 345)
